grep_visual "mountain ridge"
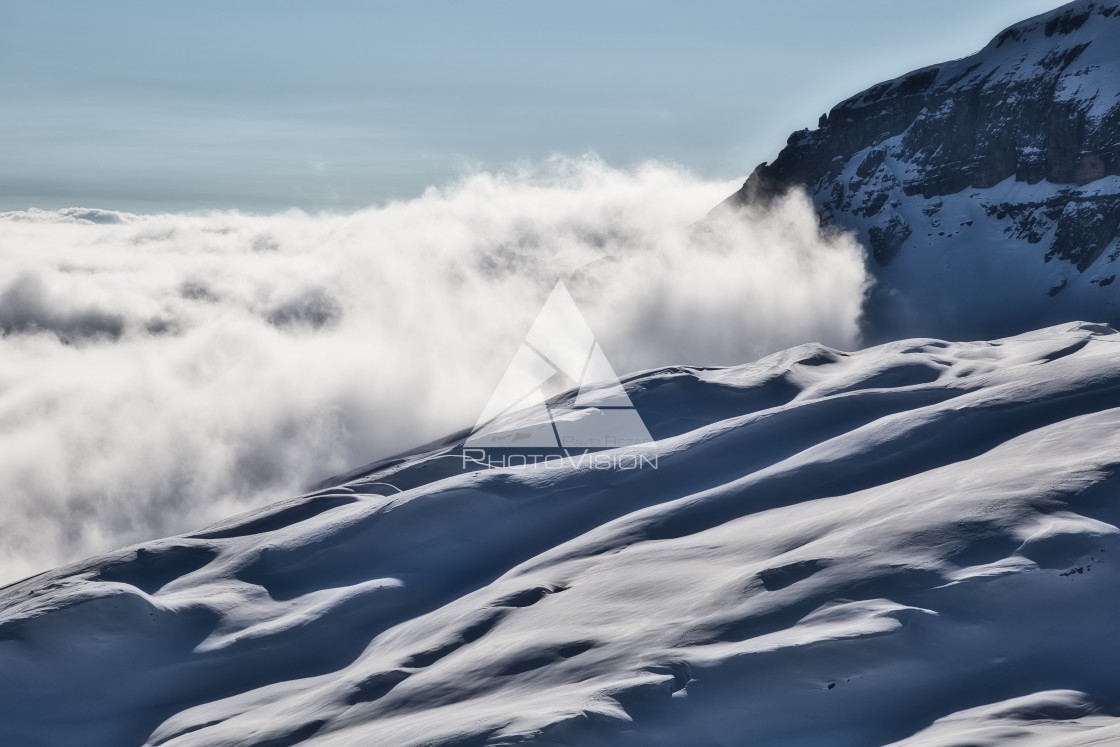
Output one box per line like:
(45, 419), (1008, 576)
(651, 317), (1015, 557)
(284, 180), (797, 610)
(724, 0), (1120, 341)
(6, 321), (1120, 745)
(9, 4), (1120, 745)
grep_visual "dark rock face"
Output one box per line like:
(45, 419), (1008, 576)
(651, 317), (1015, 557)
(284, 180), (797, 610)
(726, 0), (1120, 340)
(868, 216), (912, 266)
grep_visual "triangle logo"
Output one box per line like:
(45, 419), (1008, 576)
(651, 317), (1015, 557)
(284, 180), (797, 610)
(466, 281), (653, 450)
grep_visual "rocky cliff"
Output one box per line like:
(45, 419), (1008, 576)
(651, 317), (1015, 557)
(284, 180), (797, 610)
(728, 0), (1120, 340)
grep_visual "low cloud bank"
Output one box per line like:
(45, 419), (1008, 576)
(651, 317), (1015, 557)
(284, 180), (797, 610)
(0, 157), (868, 582)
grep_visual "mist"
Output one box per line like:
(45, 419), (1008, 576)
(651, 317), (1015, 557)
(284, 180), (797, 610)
(0, 157), (868, 583)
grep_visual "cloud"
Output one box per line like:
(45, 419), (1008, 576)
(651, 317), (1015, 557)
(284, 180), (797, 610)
(0, 271), (126, 341)
(0, 156), (868, 583)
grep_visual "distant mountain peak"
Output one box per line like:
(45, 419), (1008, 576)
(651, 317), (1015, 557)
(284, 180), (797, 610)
(727, 0), (1120, 341)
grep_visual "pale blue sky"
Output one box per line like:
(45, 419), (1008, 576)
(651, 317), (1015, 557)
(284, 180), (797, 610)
(1, 1), (1068, 213)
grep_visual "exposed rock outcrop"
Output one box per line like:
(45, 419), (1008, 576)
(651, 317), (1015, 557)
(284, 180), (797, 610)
(726, 1), (1120, 340)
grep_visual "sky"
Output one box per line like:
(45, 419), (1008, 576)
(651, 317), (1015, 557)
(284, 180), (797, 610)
(1, 0), (1069, 213)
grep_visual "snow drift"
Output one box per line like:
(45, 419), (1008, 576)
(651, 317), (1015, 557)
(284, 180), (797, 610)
(4, 321), (1120, 746)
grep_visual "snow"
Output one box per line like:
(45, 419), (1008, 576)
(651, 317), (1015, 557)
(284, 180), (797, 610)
(833, 165), (1120, 340)
(799, 1), (1120, 342)
(4, 321), (1120, 745)
(896, 0), (1120, 117)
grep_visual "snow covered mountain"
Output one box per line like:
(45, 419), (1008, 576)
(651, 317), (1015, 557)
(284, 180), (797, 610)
(10, 4), (1120, 746)
(725, 0), (1120, 341)
(6, 321), (1120, 746)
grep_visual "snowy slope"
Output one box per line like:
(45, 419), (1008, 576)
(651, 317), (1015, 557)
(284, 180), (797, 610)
(724, 0), (1120, 341)
(5, 321), (1120, 746)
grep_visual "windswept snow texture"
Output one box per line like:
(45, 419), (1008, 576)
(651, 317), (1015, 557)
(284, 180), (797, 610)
(6, 322), (1120, 746)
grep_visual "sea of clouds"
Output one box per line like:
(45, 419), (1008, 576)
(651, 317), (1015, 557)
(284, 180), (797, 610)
(0, 157), (868, 583)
